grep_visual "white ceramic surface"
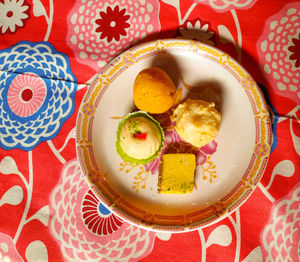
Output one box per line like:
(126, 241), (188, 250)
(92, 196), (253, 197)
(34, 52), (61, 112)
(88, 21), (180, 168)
(76, 39), (272, 232)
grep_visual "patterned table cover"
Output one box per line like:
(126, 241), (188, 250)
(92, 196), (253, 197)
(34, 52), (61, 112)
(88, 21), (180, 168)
(0, 0), (299, 261)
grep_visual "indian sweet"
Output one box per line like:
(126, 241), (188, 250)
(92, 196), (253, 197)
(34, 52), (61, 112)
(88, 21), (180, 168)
(133, 67), (177, 114)
(171, 99), (221, 148)
(158, 153), (196, 194)
(116, 111), (164, 164)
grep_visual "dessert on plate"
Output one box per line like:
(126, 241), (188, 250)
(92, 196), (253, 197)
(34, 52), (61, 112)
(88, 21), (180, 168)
(133, 67), (177, 114)
(116, 67), (221, 195)
(171, 99), (221, 148)
(116, 111), (165, 164)
(158, 153), (196, 194)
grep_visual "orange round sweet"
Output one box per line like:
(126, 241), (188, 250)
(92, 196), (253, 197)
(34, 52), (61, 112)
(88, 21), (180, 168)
(133, 67), (176, 114)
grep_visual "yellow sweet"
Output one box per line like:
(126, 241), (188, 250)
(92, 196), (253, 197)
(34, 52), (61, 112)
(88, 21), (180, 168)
(133, 67), (177, 114)
(171, 99), (221, 148)
(159, 154), (196, 194)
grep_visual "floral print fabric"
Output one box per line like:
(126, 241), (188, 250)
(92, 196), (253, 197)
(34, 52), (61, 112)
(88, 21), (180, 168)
(49, 159), (156, 261)
(67, 0), (160, 68)
(0, 0), (29, 34)
(0, 41), (77, 150)
(0, 0), (299, 261)
(257, 3), (300, 103)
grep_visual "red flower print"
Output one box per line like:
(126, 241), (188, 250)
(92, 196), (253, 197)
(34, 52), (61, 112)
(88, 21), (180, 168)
(288, 33), (300, 68)
(95, 5), (130, 42)
(49, 159), (156, 261)
(82, 189), (123, 235)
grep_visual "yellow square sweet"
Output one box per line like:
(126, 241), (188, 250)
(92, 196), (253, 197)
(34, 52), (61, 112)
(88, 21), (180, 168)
(159, 154), (196, 194)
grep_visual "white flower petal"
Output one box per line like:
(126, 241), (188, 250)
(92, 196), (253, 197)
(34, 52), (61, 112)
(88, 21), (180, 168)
(20, 5), (29, 12)
(9, 23), (16, 32)
(1, 24), (8, 34)
(201, 24), (209, 31)
(187, 22), (193, 30)
(195, 20), (201, 29)
(0, 0), (29, 34)
(19, 12), (28, 19)
(14, 19), (24, 27)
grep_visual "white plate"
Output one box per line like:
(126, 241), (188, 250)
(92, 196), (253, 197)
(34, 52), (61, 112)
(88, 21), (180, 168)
(76, 39), (272, 232)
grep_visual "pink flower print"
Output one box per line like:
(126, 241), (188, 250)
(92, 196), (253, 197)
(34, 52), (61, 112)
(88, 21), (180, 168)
(7, 73), (47, 117)
(144, 129), (181, 174)
(144, 153), (161, 175)
(67, 0), (160, 69)
(144, 128), (218, 174)
(0, 233), (23, 262)
(144, 113), (218, 174)
(200, 140), (218, 155)
(164, 129), (183, 144)
(192, 0), (258, 13)
(95, 6), (130, 42)
(257, 3), (300, 103)
(196, 150), (207, 165)
(262, 184), (300, 262)
(49, 159), (156, 261)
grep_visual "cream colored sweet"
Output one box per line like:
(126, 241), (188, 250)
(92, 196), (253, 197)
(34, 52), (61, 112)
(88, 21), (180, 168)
(119, 116), (162, 159)
(171, 99), (221, 147)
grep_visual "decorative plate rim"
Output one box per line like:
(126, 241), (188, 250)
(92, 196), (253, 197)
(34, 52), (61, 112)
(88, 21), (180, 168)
(76, 39), (272, 232)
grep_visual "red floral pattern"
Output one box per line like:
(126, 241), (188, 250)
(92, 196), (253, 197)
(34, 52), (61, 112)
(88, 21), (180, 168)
(288, 33), (300, 68)
(0, 0), (299, 261)
(95, 5), (130, 42)
(82, 189), (123, 235)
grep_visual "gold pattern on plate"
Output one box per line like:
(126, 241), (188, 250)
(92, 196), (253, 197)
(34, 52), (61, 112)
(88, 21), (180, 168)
(77, 40), (272, 230)
(200, 155), (217, 183)
(120, 161), (137, 173)
(132, 166), (150, 193)
(120, 162), (150, 193)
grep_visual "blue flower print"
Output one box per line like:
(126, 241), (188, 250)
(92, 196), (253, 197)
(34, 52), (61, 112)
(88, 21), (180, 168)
(0, 41), (77, 150)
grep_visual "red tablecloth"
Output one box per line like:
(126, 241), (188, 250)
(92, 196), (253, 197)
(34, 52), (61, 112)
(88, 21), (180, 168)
(0, 0), (299, 261)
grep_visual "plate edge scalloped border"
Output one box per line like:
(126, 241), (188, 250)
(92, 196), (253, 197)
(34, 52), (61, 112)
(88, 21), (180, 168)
(75, 39), (272, 232)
